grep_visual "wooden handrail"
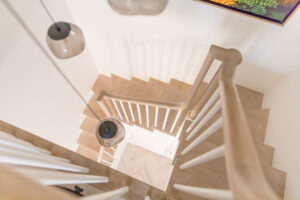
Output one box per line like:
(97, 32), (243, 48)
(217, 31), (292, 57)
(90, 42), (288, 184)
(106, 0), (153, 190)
(217, 53), (280, 199)
(188, 45), (242, 119)
(97, 90), (186, 110)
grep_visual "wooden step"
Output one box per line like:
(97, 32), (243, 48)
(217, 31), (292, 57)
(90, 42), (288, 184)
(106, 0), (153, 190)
(245, 108), (270, 143)
(84, 94), (107, 119)
(80, 116), (99, 134)
(77, 131), (101, 152)
(76, 145), (99, 161)
(92, 74), (112, 93)
(168, 116), (286, 199)
(167, 120), (228, 200)
(111, 74), (132, 96)
(237, 85), (264, 110)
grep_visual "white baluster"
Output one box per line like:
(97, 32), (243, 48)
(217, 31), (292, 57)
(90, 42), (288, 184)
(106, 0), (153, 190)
(103, 151), (113, 158)
(186, 88), (220, 133)
(173, 184), (233, 200)
(154, 107), (159, 127)
(144, 195), (150, 200)
(137, 104), (142, 125)
(120, 101), (129, 123)
(13, 167), (109, 185)
(112, 100), (123, 120)
(170, 110), (182, 133)
(0, 143), (69, 163)
(162, 108), (170, 130)
(98, 101), (111, 117)
(182, 117), (222, 155)
(180, 145), (225, 170)
(81, 186), (129, 200)
(0, 131), (15, 138)
(0, 150), (89, 173)
(146, 105), (150, 128)
(186, 99), (221, 141)
(128, 102), (135, 122)
(0, 133), (50, 154)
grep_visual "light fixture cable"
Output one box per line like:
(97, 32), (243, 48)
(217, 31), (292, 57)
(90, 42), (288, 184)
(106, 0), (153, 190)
(2, 0), (102, 121)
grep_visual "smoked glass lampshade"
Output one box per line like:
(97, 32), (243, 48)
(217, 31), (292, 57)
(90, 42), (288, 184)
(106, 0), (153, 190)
(46, 22), (85, 59)
(107, 0), (168, 15)
(96, 118), (125, 147)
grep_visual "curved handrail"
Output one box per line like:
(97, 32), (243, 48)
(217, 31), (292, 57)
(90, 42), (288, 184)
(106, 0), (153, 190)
(218, 60), (280, 200)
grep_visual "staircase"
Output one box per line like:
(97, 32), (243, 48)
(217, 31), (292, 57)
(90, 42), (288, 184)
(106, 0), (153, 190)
(0, 45), (287, 200)
(78, 74), (205, 166)
(77, 45), (286, 200)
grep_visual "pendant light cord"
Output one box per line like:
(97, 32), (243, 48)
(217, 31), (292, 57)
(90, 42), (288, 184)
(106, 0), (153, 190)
(40, 0), (56, 24)
(3, 0), (102, 122)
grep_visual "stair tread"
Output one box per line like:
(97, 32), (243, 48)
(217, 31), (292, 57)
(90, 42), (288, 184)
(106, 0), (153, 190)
(169, 115), (286, 199)
(92, 74), (112, 93)
(111, 74), (132, 96)
(84, 94), (107, 119)
(245, 108), (270, 143)
(237, 85), (264, 110)
(76, 145), (99, 161)
(80, 116), (99, 134)
(163, 79), (192, 103)
(77, 131), (100, 152)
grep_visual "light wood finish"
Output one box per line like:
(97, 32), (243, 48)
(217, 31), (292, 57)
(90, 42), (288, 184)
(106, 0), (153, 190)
(167, 45), (285, 200)
(0, 120), (167, 200)
(117, 143), (173, 191)
(0, 164), (76, 200)
(218, 58), (281, 200)
(77, 131), (101, 152)
(77, 45), (285, 199)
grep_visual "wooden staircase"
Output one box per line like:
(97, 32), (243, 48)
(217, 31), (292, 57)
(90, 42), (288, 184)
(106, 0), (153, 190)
(77, 73), (286, 199)
(77, 74), (206, 166)
(166, 89), (286, 199)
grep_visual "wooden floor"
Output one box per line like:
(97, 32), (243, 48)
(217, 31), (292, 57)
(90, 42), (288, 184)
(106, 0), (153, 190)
(117, 143), (173, 191)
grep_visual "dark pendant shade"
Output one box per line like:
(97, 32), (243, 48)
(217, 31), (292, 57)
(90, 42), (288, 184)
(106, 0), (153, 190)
(96, 118), (125, 147)
(46, 22), (85, 59)
(107, 0), (168, 15)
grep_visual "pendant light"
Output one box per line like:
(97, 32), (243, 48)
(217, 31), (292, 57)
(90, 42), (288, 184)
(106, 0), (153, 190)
(96, 118), (125, 147)
(107, 0), (168, 15)
(3, 0), (125, 148)
(41, 0), (85, 59)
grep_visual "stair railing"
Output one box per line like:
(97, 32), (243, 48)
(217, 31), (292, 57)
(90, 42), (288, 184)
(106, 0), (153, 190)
(97, 90), (187, 134)
(0, 120), (159, 200)
(172, 45), (281, 200)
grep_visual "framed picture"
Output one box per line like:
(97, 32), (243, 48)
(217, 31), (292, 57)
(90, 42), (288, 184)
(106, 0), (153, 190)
(195, 0), (300, 25)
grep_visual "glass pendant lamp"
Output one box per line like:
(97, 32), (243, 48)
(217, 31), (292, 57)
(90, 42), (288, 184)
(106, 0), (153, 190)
(46, 22), (85, 59)
(107, 0), (168, 15)
(41, 0), (85, 59)
(96, 118), (125, 147)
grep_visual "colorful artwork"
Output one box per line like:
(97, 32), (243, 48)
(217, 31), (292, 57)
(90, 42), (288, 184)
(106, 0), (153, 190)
(196, 0), (300, 24)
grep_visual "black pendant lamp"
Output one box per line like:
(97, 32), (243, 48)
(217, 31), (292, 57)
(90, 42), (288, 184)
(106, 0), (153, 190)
(41, 0), (85, 59)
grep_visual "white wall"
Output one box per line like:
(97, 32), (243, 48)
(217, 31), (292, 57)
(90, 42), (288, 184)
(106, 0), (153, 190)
(0, 0), (98, 151)
(65, 0), (300, 92)
(263, 68), (300, 200)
